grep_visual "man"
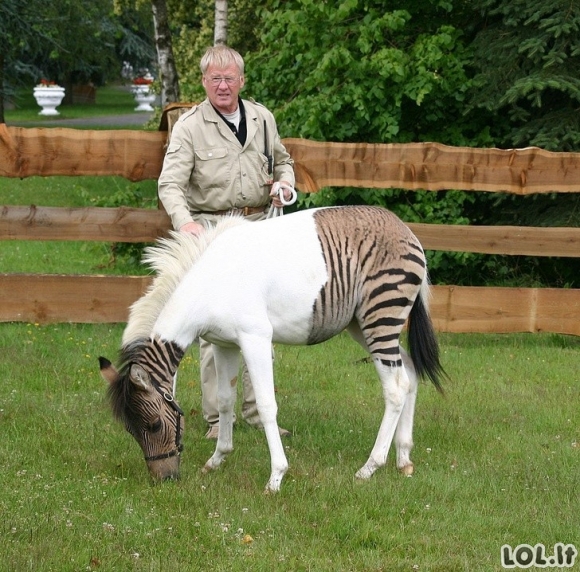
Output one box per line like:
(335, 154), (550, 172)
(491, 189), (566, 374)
(158, 45), (295, 439)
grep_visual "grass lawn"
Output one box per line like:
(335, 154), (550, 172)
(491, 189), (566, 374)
(0, 325), (578, 571)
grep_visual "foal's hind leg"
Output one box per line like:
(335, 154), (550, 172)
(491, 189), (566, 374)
(394, 347), (418, 476)
(355, 360), (410, 480)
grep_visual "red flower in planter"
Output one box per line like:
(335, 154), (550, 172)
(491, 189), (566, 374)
(37, 79), (58, 88)
(133, 74), (154, 85)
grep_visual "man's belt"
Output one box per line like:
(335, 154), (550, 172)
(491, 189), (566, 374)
(197, 206), (266, 217)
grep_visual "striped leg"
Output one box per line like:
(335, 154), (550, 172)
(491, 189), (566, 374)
(202, 344), (239, 473)
(355, 359), (410, 480)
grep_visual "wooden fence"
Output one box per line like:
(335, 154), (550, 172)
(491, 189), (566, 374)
(1, 119), (579, 335)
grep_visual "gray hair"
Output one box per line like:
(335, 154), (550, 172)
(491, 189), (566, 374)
(200, 45), (245, 76)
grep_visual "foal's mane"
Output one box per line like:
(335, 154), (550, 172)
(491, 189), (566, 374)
(122, 216), (248, 345)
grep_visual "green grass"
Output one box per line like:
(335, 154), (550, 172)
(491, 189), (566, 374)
(1, 326), (578, 571)
(5, 84), (148, 125)
(0, 174), (157, 208)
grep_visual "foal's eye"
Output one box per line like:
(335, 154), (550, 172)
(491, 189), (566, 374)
(148, 419), (162, 433)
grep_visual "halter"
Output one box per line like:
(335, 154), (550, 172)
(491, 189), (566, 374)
(144, 383), (185, 463)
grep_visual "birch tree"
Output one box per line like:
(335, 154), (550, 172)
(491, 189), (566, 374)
(151, 0), (180, 104)
(214, 0), (228, 45)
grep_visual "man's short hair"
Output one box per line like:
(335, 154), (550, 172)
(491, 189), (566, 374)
(200, 45), (245, 76)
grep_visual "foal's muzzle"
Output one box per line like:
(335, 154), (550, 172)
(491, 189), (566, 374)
(145, 384), (185, 482)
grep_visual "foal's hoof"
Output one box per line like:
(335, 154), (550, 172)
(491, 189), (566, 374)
(354, 466), (374, 480)
(264, 477), (283, 494)
(399, 463), (414, 477)
(201, 460), (217, 474)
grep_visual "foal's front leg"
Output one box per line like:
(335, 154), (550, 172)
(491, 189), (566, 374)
(239, 333), (289, 493)
(202, 344), (239, 473)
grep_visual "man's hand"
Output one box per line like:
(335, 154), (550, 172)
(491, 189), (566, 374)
(179, 221), (205, 237)
(270, 181), (296, 208)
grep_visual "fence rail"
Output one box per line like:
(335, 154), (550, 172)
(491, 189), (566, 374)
(1, 123), (578, 334)
(1, 276), (574, 335)
(2, 205), (580, 257)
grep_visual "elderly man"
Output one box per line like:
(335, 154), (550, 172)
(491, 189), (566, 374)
(158, 45), (295, 439)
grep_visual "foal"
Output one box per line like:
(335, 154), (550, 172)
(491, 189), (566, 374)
(100, 206), (445, 492)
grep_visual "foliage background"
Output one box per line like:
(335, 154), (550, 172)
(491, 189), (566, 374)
(1, 0), (155, 93)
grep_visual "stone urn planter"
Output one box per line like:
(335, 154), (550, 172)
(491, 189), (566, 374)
(33, 83), (66, 116)
(131, 85), (156, 112)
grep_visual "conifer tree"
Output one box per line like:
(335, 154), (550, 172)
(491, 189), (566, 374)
(469, 0), (580, 151)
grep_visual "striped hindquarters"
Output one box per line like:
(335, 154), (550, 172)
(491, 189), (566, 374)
(308, 206), (426, 366)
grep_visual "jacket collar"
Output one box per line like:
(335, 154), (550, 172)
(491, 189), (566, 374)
(201, 98), (258, 150)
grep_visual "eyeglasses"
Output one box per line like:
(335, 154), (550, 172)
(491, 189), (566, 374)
(207, 76), (240, 86)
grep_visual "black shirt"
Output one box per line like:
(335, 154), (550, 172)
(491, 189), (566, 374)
(212, 98), (247, 146)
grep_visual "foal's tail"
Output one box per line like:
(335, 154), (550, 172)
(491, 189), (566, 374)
(407, 276), (447, 393)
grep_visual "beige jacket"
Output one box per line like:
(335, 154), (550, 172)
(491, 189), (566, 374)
(158, 98), (295, 230)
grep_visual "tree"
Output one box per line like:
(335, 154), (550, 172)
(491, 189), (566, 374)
(214, 0), (228, 45)
(151, 0), (180, 104)
(468, 0), (580, 152)
(246, 0), (486, 147)
(463, 0), (580, 287)
(0, 0), (63, 122)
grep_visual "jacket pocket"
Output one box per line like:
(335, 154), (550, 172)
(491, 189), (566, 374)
(193, 147), (231, 191)
(194, 147), (228, 161)
(257, 152), (272, 179)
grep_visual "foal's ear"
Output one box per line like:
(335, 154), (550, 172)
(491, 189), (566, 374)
(129, 363), (153, 392)
(98, 356), (119, 385)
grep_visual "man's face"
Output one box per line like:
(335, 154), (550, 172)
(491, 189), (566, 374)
(202, 63), (244, 114)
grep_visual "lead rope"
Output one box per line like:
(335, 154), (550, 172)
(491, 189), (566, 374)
(267, 182), (297, 219)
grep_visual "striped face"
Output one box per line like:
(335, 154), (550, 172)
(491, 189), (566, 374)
(101, 338), (185, 481)
(309, 206), (426, 367)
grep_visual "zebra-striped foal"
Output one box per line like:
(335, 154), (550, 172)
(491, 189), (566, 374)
(100, 205), (445, 492)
